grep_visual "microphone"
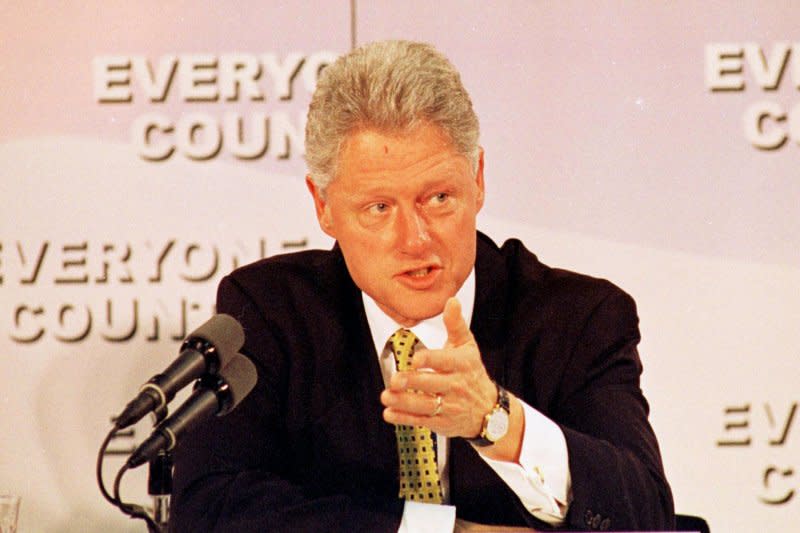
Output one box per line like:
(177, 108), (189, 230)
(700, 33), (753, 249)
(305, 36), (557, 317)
(126, 353), (257, 468)
(114, 314), (245, 430)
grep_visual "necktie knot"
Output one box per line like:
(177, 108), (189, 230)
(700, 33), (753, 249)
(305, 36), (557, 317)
(390, 328), (418, 371)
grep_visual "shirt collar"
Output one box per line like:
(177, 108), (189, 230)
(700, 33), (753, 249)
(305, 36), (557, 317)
(362, 269), (476, 356)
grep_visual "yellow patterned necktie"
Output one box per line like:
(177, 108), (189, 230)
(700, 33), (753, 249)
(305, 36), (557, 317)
(390, 328), (443, 504)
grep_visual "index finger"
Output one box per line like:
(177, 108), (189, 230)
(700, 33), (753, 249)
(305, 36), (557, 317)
(412, 347), (457, 373)
(443, 297), (473, 348)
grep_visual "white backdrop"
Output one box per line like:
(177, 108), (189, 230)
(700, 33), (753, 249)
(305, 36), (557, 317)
(1, 2), (798, 531)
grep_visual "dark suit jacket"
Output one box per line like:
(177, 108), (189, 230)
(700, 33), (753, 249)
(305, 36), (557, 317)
(170, 232), (674, 532)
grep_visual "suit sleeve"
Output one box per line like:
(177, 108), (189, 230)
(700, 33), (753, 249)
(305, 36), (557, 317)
(554, 289), (674, 531)
(168, 275), (403, 533)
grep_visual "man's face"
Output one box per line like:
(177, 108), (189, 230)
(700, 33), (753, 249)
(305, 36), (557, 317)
(307, 123), (485, 326)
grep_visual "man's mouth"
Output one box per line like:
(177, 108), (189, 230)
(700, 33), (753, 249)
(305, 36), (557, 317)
(407, 267), (432, 278)
(396, 264), (442, 289)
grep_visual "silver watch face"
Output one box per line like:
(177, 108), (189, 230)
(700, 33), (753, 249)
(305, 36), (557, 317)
(485, 408), (510, 442)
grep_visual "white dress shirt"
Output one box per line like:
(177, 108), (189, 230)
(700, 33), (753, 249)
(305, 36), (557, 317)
(362, 270), (571, 532)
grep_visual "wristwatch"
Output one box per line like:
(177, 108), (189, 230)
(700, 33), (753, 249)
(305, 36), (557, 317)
(467, 382), (510, 447)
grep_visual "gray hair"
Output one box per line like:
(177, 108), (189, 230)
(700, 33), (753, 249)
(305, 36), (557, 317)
(304, 40), (480, 192)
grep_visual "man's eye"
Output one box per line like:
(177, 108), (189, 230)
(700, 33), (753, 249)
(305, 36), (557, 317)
(431, 192), (449, 204)
(368, 202), (389, 214)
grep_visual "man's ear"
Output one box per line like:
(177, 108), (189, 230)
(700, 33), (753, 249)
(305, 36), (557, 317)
(306, 176), (335, 237)
(475, 148), (486, 211)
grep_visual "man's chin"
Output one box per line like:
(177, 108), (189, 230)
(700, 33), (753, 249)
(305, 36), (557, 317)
(387, 300), (448, 327)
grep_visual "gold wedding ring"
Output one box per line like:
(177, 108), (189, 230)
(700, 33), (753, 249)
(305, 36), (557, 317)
(431, 394), (443, 417)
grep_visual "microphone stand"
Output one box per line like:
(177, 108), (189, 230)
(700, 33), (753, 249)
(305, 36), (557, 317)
(148, 450), (172, 532)
(146, 405), (171, 533)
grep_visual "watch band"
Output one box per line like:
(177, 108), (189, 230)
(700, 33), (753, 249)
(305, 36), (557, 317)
(466, 382), (510, 447)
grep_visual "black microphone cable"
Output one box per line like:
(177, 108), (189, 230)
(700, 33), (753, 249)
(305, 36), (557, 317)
(113, 462), (161, 532)
(97, 426), (161, 532)
(96, 426), (120, 507)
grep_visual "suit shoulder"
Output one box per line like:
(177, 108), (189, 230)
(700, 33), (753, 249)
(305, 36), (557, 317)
(225, 248), (341, 290)
(495, 236), (635, 312)
(216, 247), (353, 319)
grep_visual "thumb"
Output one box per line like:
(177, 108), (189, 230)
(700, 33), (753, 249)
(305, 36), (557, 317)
(443, 297), (473, 348)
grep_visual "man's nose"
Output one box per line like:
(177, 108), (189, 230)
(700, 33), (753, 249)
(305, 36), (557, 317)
(395, 206), (431, 254)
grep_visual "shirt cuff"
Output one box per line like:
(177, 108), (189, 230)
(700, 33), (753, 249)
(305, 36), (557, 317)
(399, 501), (456, 533)
(476, 401), (571, 524)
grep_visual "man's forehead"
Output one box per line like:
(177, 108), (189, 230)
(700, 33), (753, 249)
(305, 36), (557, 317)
(343, 122), (456, 153)
(339, 125), (460, 167)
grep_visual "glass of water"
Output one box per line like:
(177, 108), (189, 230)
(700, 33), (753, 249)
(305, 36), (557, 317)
(0, 495), (20, 533)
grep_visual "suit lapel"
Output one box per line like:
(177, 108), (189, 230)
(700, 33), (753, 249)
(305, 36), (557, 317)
(450, 233), (513, 514)
(471, 232), (509, 384)
(329, 246), (399, 479)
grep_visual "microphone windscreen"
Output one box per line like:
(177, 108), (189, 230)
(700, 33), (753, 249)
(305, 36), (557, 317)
(189, 314), (245, 360)
(218, 353), (258, 411)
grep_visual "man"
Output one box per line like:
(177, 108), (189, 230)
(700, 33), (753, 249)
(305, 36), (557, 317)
(170, 40), (674, 532)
